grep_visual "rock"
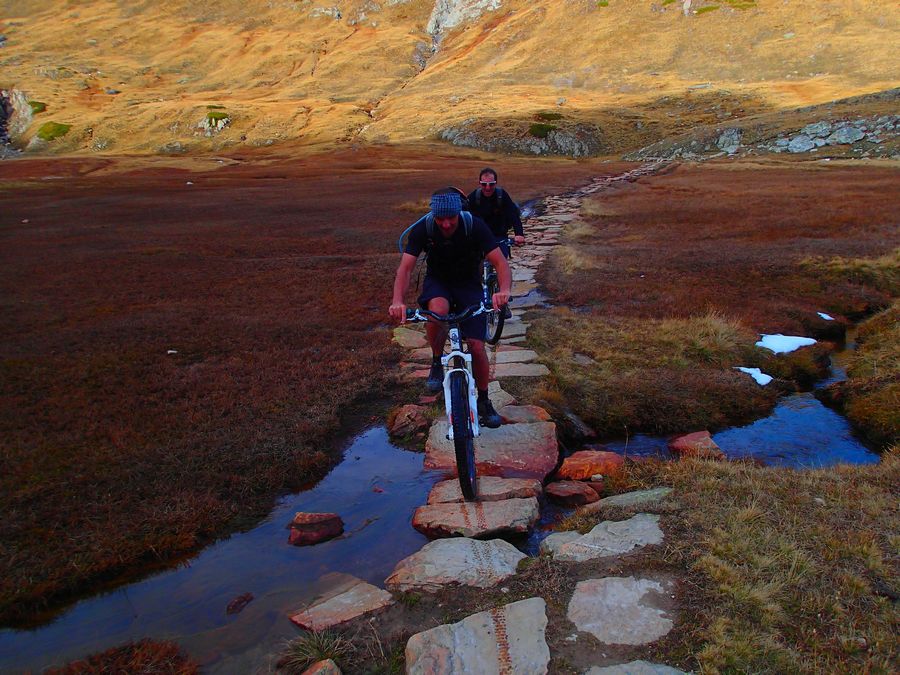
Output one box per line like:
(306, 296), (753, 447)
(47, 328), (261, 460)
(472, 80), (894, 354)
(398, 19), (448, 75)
(801, 121), (833, 137)
(493, 349), (539, 364)
(493, 362), (550, 378)
(825, 125), (865, 145)
(557, 450), (625, 480)
(562, 411), (597, 441)
(498, 405), (551, 424)
(585, 660), (687, 674)
(288, 512), (343, 546)
(289, 574), (394, 630)
(488, 380), (516, 409)
(425, 421), (558, 480)
(788, 134), (815, 153)
(385, 538), (526, 593)
(406, 598), (550, 674)
(541, 513), (663, 562)
(225, 592), (254, 615)
(567, 576), (675, 645)
(159, 140), (186, 154)
(579, 487), (673, 514)
(716, 128), (742, 154)
(412, 497), (540, 539)
(302, 659), (342, 675)
(545, 480), (600, 506)
(668, 431), (724, 460)
(427, 476), (543, 504)
(392, 325), (427, 349)
(388, 404), (430, 438)
(427, 0), (502, 35)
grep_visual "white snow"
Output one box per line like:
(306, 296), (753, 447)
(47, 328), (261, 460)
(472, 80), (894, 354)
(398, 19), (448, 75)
(755, 334), (817, 354)
(817, 312), (835, 321)
(734, 367), (773, 385)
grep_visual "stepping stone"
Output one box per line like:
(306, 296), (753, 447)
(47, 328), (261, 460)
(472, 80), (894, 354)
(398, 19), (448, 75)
(499, 321), (529, 337)
(512, 270), (535, 282)
(488, 381), (516, 409)
(493, 349), (539, 364)
(557, 450), (625, 480)
(511, 282), (539, 295)
(586, 661), (688, 675)
(393, 326), (427, 349)
(668, 431), (725, 460)
(580, 487), (673, 514)
(503, 335), (528, 344)
(289, 574), (394, 631)
(541, 513), (663, 562)
(406, 598), (550, 675)
(498, 405), (551, 424)
(493, 362), (550, 378)
(408, 347), (434, 362)
(288, 512), (343, 546)
(545, 480), (600, 506)
(567, 576), (675, 646)
(385, 538), (526, 593)
(412, 497), (540, 539)
(427, 477), (543, 504)
(425, 421), (558, 480)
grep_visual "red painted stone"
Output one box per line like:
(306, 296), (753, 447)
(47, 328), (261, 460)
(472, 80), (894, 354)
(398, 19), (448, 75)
(557, 450), (625, 481)
(288, 512), (343, 546)
(544, 481), (600, 506)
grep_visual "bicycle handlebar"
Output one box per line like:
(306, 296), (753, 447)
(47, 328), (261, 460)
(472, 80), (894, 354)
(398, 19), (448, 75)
(405, 303), (495, 324)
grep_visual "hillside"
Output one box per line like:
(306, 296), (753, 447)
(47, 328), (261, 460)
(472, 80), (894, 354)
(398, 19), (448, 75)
(1, 0), (898, 155)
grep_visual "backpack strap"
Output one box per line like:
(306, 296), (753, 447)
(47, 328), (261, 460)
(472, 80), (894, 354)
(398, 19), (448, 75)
(424, 211), (472, 247)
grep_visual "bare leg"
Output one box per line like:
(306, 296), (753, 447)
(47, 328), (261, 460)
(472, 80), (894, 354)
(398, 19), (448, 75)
(467, 338), (490, 391)
(426, 297), (450, 359)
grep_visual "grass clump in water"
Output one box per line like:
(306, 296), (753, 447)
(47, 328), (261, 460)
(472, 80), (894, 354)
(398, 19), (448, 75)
(36, 121), (71, 141)
(528, 122), (557, 138)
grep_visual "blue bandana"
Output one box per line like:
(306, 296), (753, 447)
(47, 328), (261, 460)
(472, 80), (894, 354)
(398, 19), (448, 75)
(430, 192), (462, 217)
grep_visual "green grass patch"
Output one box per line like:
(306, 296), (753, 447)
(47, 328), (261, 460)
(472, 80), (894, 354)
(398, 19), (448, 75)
(534, 111), (564, 121)
(597, 1), (609, 6)
(528, 122), (557, 138)
(280, 631), (352, 673)
(36, 121), (71, 141)
(206, 104), (226, 110)
(206, 110), (229, 123)
(696, 5), (720, 14)
(662, 0), (676, 5)
(28, 100), (47, 114)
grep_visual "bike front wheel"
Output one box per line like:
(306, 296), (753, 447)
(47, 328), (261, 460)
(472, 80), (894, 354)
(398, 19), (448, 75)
(449, 371), (478, 501)
(484, 274), (506, 345)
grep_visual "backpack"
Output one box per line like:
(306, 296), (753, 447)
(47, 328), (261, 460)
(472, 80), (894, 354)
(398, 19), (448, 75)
(398, 210), (473, 254)
(473, 186), (505, 207)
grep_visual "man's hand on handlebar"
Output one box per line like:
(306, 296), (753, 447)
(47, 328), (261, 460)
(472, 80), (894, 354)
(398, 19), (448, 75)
(491, 291), (510, 312)
(389, 301), (407, 323)
(513, 235), (525, 247)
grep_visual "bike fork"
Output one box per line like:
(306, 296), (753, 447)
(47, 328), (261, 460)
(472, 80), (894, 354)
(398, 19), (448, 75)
(442, 327), (481, 440)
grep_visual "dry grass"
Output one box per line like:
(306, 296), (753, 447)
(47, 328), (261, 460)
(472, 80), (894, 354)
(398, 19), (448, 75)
(45, 639), (198, 674)
(802, 248), (900, 298)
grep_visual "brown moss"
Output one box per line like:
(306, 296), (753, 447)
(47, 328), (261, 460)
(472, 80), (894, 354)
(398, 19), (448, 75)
(45, 639), (198, 674)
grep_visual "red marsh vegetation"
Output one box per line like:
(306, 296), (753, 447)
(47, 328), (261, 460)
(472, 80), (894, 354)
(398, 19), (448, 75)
(0, 146), (612, 624)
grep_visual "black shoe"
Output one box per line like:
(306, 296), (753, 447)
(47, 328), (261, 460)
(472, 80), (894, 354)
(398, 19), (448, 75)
(426, 361), (443, 393)
(503, 305), (513, 320)
(477, 397), (502, 429)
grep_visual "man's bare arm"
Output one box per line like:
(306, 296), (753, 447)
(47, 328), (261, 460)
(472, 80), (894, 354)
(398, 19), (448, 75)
(486, 247), (512, 311)
(389, 253), (419, 322)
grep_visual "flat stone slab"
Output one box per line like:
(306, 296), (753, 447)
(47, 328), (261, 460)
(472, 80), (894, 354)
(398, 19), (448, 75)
(545, 480), (600, 506)
(425, 421), (558, 480)
(412, 497), (540, 539)
(580, 487), (674, 514)
(393, 326), (427, 349)
(406, 598), (550, 675)
(493, 362), (550, 378)
(498, 405), (552, 424)
(498, 321), (529, 337)
(669, 431), (725, 460)
(557, 450), (625, 480)
(493, 349), (539, 364)
(385, 538), (526, 593)
(541, 513), (663, 562)
(568, 576), (675, 646)
(586, 661), (688, 675)
(289, 574), (394, 631)
(427, 477), (543, 504)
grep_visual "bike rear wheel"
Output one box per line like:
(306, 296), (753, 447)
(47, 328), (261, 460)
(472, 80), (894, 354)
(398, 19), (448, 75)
(449, 370), (477, 501)
(484, 274), (505, 345)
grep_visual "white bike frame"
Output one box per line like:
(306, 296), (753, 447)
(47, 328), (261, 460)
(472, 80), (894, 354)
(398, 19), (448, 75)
(442, 325), (481, 440)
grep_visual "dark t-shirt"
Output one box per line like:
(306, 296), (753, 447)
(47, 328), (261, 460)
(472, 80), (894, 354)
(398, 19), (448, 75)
(466, 187), (523, 239)
(404, 214), (498, 283)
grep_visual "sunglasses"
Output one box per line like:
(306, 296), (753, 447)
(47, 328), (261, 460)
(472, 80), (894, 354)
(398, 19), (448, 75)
(480, 181), (497, 187)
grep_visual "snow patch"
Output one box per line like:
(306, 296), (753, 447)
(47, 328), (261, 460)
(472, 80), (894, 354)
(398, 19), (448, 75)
(734, 367), (773, 386)
(817, 312), (835, 321)
(755, 334), (817, 354)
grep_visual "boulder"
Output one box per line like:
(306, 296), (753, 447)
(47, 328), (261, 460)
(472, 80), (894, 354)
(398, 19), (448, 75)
(288, 512), (343, 546)
(557, 450), (625, 480)
(788, 134), (815, 153)
(393, 326), (427, 349)
(289, 574), (394, 631)
(498, 405), (552, 424)
(541, 513), (663, 562)
(388, 404), (430, 438)
(567, 576), (675, 646)
(826, 125), (865, 145)
(579, 487), (673, 514)
(427, 477), (542, 504)
(425, 421), (558, 480)
(668, 431), (725, 460)
(412, 497), (540, 539)
(385, 538), (526, 593)
(544, 480), (600, 506)
(489, 380), (516, 409)
(406, 598), (550, 674)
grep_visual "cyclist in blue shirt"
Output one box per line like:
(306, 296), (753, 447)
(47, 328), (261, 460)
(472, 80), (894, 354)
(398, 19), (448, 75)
(390, 189), (511, 428)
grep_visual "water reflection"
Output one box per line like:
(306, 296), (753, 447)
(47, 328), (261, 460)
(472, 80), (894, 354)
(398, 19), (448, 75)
(0, 428), (439, 673)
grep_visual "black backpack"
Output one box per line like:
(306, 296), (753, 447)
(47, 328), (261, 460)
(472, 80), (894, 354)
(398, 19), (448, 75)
(398, 210), (473, 254)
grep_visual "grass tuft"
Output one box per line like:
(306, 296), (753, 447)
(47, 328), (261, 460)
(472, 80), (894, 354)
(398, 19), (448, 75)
(528, 122), (557, 138)
(801, 249), (900, 297)
(280, 631), (352, 673)
(45, 639), (198, 674)
(28, 100), (47, 114)
(36, 121), (71, 141)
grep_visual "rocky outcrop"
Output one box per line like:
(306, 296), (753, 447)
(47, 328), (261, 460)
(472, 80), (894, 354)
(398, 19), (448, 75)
(439, 118), (607, 158)
(427, 0), (502, 35)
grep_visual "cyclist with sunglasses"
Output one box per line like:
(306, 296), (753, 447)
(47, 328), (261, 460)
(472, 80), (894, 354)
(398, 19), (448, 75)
(466, 167), (524, 259)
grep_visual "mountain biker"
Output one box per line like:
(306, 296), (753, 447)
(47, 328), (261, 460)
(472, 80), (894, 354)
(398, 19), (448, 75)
(389, 188), (511, 428)
(466, 167), (524, 259)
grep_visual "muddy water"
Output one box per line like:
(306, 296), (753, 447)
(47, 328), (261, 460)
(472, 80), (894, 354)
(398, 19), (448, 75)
(0, 428), (441, 673)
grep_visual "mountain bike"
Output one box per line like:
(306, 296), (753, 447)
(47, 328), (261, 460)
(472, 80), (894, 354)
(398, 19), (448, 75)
(405, 302), (497, 501)
(483, 238), (515, 344)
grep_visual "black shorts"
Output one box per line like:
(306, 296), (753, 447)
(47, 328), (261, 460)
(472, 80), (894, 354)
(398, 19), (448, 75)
(418, 275), (486, 341)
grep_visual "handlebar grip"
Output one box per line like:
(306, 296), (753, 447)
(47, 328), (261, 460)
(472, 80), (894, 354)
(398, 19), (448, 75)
(405, 308), (417, 321)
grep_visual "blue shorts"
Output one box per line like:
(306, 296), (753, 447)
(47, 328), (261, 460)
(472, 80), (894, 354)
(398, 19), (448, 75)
(418, 275), (486, 341)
